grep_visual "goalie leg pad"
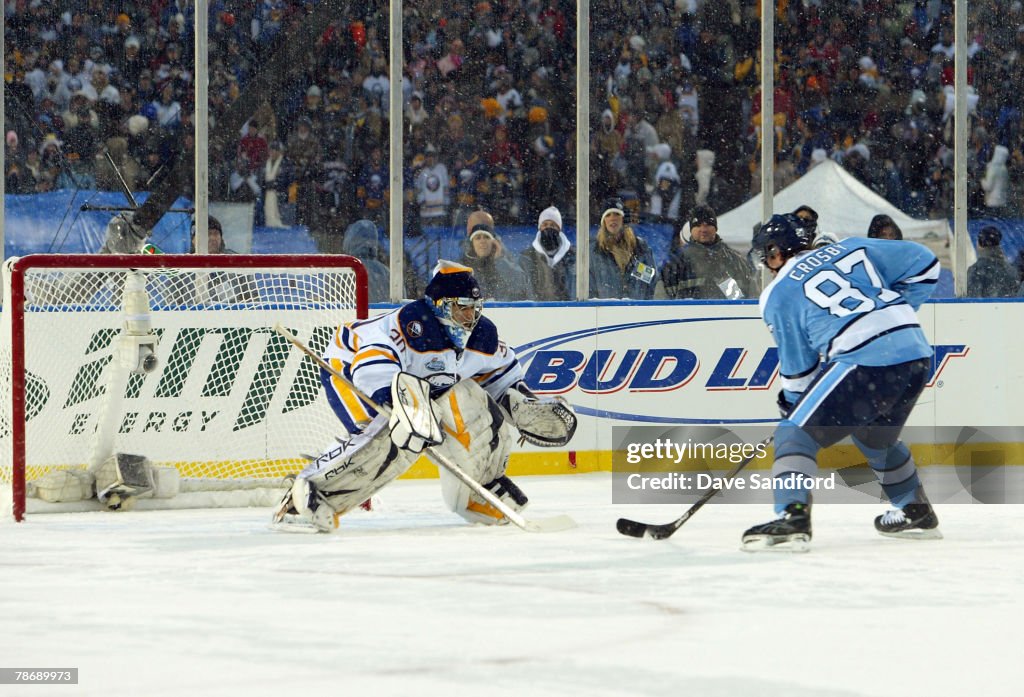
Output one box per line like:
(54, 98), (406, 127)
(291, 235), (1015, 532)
(431, 380), (524, 525)
(290, 413), (417, 527)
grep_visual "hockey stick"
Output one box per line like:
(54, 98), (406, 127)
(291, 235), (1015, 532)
(616, 435), (773, 540)
(274, 325), (576, 533)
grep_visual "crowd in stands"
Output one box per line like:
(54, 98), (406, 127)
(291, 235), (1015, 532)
(590, 0), (1024, 224)
(2, 0), (580, 239)
(3, 1), (1024, 299)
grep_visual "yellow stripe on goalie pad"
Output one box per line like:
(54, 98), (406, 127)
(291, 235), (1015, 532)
(442, 391), (472, 449)
(465, 498), (504, 521)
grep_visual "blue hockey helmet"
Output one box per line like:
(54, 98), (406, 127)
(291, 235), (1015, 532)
(752, 213), (815, 267)
(425, 261), (483, 349)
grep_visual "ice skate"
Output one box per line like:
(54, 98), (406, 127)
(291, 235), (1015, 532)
(875, 502), (942, 539)
(741, 502), (812, 552)
(270, 475), (339, 533)
(462, 475), (529, 525)
(271, 475), (298, 524)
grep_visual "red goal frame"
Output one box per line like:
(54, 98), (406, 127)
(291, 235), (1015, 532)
(5, 253), (368, 521)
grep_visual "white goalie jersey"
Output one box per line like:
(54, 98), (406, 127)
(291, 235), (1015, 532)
(322, 298), (524, 434)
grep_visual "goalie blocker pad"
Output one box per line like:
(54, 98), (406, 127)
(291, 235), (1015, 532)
(389, 372), (444, 453)
(504, 382), (578, 447)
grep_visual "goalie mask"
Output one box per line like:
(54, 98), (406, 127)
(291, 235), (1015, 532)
(425, 261), (484, 350)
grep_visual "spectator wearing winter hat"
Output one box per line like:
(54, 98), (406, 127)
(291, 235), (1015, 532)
(589, 197), (657, 299)
(794, 204), (838, 248)
(519, 205), (576, 301)
(189, 215), (236, 255)
(54, 74), (83, 111)
(968, 226), (1018, 298)
(649, 159), (683, 222)
(406, 91), (430, 129)
(867, 214), (903, 240)
(592, 109), (624, 204)
(659, 204), (756, 300)
(792, 205), (819, 236)
(174, 216), (257, 304)
(117, 35), (145, 87)
(459, 209), (529, 301)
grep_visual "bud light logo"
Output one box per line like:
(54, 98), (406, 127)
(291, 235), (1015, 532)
(513, 319), (967, 424)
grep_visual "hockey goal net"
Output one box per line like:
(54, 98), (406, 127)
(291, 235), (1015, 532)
(1, 254), (368, 521)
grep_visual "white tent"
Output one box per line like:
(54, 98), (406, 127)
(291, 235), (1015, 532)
(715, 160), (952, 247)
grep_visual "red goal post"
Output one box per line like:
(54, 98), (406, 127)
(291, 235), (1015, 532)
(1, 254), (368, 521)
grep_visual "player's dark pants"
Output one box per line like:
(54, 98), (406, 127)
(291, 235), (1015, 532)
(772, 358), (931, 512)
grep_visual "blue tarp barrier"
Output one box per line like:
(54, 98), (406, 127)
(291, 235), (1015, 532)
(2, 190), (319, 256)
(4, 190), (194, 256)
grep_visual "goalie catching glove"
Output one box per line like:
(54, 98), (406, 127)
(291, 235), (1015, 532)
(501, 382), (577, 447)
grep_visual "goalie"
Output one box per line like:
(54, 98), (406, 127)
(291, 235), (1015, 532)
(274, 261), (577, 532)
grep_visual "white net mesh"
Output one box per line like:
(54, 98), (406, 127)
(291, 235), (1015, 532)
(1, 256), (364, 514)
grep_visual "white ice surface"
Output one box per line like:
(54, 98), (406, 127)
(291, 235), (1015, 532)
(1, 473), (1022, 697)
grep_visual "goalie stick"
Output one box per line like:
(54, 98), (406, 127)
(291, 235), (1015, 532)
(274, 325), (576, 533)
(616, 436), (773, 540)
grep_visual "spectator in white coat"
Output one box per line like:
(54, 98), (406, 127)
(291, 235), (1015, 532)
(415, 144), (450, 227)
(981, 145), (1009, 217)
(695, 149), (716, 207)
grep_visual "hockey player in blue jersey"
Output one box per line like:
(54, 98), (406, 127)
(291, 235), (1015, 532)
(742, 213), (942, 551)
